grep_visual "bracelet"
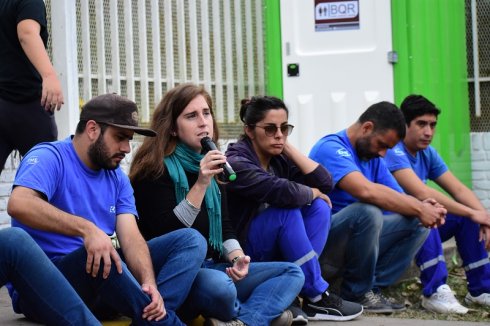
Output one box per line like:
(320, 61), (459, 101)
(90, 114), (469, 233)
(185, 198), (199, 210)
(231, 255), (244, 264)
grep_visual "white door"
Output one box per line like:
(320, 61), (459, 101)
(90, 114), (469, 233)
(280, 0), (394, 153)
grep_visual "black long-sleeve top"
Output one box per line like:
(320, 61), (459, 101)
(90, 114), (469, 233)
(132, 170), (237, 261)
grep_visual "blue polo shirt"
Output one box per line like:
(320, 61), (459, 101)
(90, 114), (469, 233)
(384, 142), (448, 184)
(309, 129), (403, 214)
(11, 137), (138, 260)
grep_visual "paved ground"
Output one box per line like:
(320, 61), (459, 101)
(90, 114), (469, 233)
(0, 287), (485, 326)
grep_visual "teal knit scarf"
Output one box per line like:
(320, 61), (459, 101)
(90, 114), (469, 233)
(164, 142), (223, 254)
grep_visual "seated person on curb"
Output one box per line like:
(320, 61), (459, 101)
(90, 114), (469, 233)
(7, 94), (207, 325)
(384, 94), (490, 314)
(309, 101), (446, 314)
(1, 227), (100, 325)
(130, 83), (304, 326)
(225, 96), (363, 323)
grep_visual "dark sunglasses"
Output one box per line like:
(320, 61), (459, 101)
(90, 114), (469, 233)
(251, 124), (294, 137)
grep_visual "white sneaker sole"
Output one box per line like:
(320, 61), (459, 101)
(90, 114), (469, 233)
(422, 300), (468, 314)
(306, 307), (363, 321)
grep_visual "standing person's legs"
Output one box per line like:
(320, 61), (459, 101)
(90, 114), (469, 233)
(375, 214), (429, 288)
(148, 229), (207, 320)
(245, 202), (329, 298)
(13, 99), (58, 155)
(441, 214), (490, 297)
(415, 229), (448, 297)
(1, 228), (100, 326)
(0, 98), (16, 174)
(320, 203), (383, 301)
(0, 98), (57, 174)
(0, 136), (13, 175)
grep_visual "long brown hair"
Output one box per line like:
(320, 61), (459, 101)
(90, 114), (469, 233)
(129, 83), (219, 181)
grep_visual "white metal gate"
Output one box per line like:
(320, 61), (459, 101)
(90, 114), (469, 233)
(47, 0), (266, 138)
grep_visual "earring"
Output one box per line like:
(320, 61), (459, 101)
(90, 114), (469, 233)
(171, 132), (177, 136)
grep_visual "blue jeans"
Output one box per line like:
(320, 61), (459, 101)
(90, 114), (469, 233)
(52, 228), (206, 326)
(179, 260), (304, 325)
(245, 198), (331, 298)
(416, 214), (490, 297)
(2, 228), (100, 325)
(320, 203), (429, 300)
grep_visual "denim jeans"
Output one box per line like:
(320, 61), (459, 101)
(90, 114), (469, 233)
(52, 228), (206, 326)
(320, 203), (429, 300)
(245, 198), (331, 298)
(416, 213), (490, 297)
(179, 260), (304, 325)
(1, 228), (100, 325)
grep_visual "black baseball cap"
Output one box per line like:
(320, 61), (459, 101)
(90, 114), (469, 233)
(80, 93), (157, 137)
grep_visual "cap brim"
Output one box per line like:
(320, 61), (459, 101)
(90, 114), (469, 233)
(106, 123), (157, 137)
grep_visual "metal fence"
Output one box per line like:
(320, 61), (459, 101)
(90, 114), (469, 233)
(466, 0), (490, 131)
(47, 0), (266, 130)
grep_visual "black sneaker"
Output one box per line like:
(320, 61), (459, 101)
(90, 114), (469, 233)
(302, 291), (363, 321)
(288, 297), (308, 325)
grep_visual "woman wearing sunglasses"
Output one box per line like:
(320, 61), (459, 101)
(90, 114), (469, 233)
(225, 96), (363, 323)
(129, 84), (304, 326)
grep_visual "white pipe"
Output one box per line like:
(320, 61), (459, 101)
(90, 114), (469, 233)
(124, 0), (135, 99)
(110, 0), (120, 94)
(95, 0), (106, 94)
(138, 0), (149, 122)
(151, 0), (162, 104)
(201, 0), (212, 93)
(81, 0), (92, 101)
(189, 0), (199, 84)
(223, 1), (235, 122)
(471, 0), (481, 117)
(164, 0), (174, 88)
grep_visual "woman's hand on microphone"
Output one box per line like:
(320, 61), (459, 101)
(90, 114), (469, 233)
(197, 150), (226, 186)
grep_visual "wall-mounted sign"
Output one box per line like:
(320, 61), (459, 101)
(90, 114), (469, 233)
(315, 0), (360, 32)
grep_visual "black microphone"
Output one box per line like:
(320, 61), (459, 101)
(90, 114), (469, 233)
(200, 137), (237, 182)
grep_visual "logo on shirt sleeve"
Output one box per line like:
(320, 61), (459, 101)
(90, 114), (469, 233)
(26, 156), (40, 165)
(394, 148), (405, 156)
(336, 148), (351, 157)
(109, 206), (116, 214)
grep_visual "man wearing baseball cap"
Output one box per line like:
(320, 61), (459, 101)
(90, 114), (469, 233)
(7, 94), (207, 325)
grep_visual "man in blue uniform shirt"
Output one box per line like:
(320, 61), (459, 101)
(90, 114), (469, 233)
(7, 94), (207, 325)
(384, 94), (490, 313)
(309, 101), (446, 313)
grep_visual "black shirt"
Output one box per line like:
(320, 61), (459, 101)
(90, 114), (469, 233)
(0, 0), (48, 102)
(132, 170), (237, 261)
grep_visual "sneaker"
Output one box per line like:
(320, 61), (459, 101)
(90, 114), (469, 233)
(288, 297), (308, 325)
(271, 309), (293, 326)
(465, 292), (490, 307)
(355, 290), (394, 314)
(205, 312), (291, 326)
(204, 318), (245, 326)
(421, 284), (468, 314)
(376, 290), (406, 312)
(302, 291), (363, 321)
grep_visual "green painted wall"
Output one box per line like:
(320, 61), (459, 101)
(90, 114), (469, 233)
(264, 0), (283, 98)
(392, 0), (472, 187)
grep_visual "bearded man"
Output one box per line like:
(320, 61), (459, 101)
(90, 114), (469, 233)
(8, 94), (207, 325)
